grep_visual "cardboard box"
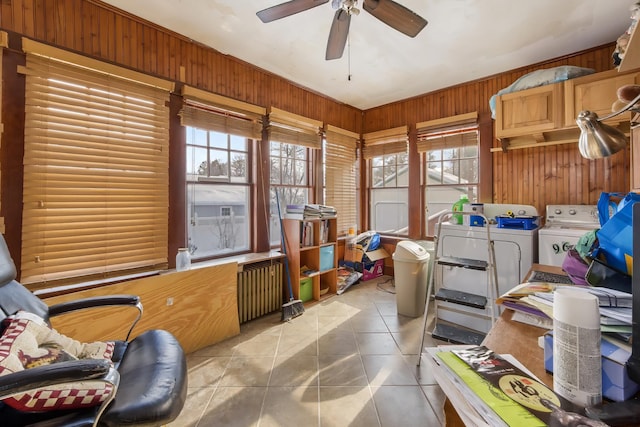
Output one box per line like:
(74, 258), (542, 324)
(340, 259), (385, 281)
(342, 243), (390, 281)
(543, 331), (640, 402)
(344, 244), (389, 264)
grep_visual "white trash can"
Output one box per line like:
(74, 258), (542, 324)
(393, 240), (430, 317)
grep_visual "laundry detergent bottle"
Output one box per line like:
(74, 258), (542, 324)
(451, 194), (469, 225)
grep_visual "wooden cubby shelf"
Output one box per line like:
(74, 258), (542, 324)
(282, 217), (337, 303)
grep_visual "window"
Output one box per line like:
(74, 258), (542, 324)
(324, 125), (358, 236)
(417, 113), (479, 236)
(185, 129), (250, 258)
(180, 87), (264, 259)
(363, 126), (409, 236)
(266, 108), (322, 245)
(20, 39), (173, 287)
(270, 141), (312, 245)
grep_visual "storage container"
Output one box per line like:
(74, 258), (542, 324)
(495, 215), (538, 230)
(319, 245), (335, 271)
(299, 277), (313, 302)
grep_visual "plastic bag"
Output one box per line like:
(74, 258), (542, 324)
(595, 191), (640, 274)
(355, 231), (380, 251)
(562, 249), (589, 285)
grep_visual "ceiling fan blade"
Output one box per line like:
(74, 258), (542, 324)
(257, 0), (330, 23)
(325, 9), (351, 60)
(363, 0), (427, 37)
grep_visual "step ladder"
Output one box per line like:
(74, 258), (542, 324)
(417, 211), (499, 366)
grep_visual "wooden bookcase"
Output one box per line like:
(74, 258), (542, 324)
(282, 217), (337, 303)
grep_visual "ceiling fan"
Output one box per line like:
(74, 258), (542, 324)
(257, 0), (428, 60)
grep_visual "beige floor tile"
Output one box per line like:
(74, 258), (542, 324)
(233, 333), (280, 357)
(185, 356), (230, 388)
(355, 332), (401, 355)
(259, 386), (319, 427)
(277, 333), (317, 356)
(219, 356), (274, 387)
(391, 329), (423, 355)
(198, 386), (266, 427)
(371, 386), (443, 427)
(281, 312), (318, 335)
(167, 387), (214, 427)
(317, 315), (353, 334)
(270, 355), (319, 386)
(175, 275), (447, 426)
(318, 354), (368, 386)
(361, 355), (419, 386)
(350, 313), (389, 333)
(319, 386), (380, 427)
(422, 385), (447, 425)
(318, 330), (358, 355)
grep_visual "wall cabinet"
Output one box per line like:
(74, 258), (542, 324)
(564, 69), (637, 127)
(494, 82), (564, 139)
(282, 217), (337, 303)
(494, 69), (640, 148)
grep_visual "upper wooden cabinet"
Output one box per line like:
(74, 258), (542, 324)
(564, 69), (638, 128)
(494, 69), (640, 143)
(494, 82), (564, 139)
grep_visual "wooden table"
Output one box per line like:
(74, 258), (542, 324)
(442, 264), (563, 425)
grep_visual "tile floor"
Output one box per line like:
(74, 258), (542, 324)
(168, 275), (444, 427)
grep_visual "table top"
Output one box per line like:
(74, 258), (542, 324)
(441, 264), (565, 425)
(482, 263), (564, 388)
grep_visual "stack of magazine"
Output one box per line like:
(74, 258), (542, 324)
(285, 204), (337, 220)
(496, 282), (632, 343)
(425, 345), (585, 427)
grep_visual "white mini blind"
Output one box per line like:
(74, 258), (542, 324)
(362, 126), (408, 159)
(416, 112), (478, 152)
(267, 107), (322, 148)
(325, 125), (359, 235)
(21, 46), (171, 286)
(180, 86), (265, 139)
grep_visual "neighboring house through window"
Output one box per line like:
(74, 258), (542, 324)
(266, 108), (322, 246)
(363, 126), (409, 236)
(417, 113), (480, 236)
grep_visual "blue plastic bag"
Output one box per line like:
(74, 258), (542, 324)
(595, 192), (640, 274)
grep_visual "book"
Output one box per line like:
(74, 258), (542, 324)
(510, 310), (553, 330)
(435, 350), (546, 426)
(449, 346), (581, 426)
(534, 285), (632, 308)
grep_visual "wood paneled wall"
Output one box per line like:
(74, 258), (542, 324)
(364, 44), (630, 215)
(0, 0), (631, 225)
(0, 0), (362, 132)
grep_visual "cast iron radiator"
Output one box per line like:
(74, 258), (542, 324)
(237, 260), (283, 323)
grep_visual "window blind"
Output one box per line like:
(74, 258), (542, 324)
(180, 86), (265, 139)
(362, 126), (408, 159)
(21, 45), (171, 286)
(416, 112), (478, 152)
(325, 125), (359, 236)
(267, 107), (322, 149)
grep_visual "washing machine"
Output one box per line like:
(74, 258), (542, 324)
(537, 205), (599, 267)
(434, 203), (540, 333)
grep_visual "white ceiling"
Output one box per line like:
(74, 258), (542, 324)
(101, 0), (634, 110)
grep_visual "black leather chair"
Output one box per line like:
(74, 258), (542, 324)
(0, 234), (188, 426)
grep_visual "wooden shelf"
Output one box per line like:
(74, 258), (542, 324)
(619, 22), (640, 72)
(283, 217), (337, 304)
